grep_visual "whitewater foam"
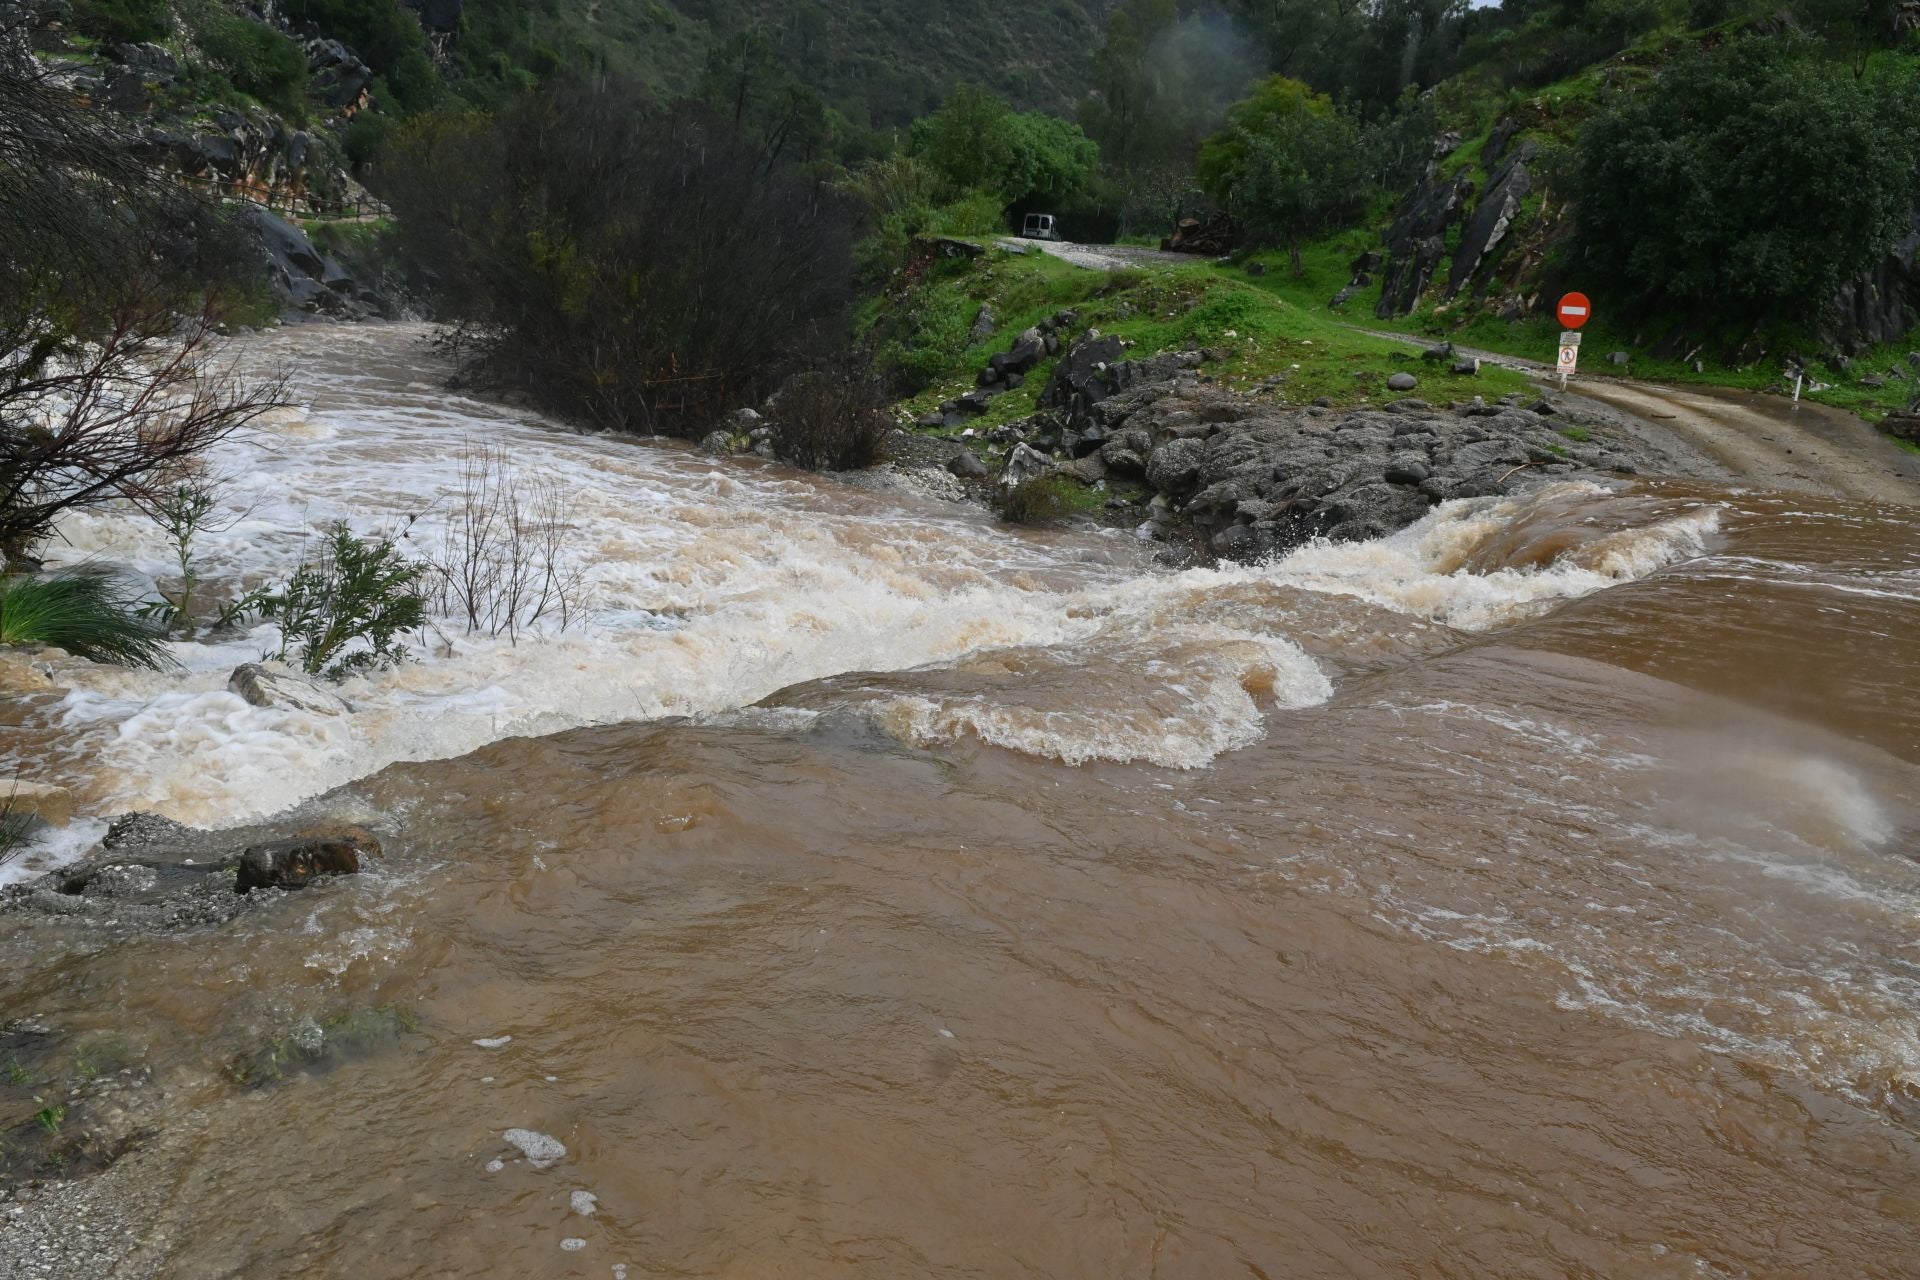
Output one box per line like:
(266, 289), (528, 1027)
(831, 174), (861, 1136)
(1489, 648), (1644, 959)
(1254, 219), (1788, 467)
(13, 331), (1722, 825)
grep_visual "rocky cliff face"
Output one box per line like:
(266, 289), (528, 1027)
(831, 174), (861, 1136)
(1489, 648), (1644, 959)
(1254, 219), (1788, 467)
(1821, 209), (1920, 356)
(1369, 122), (1544, 322)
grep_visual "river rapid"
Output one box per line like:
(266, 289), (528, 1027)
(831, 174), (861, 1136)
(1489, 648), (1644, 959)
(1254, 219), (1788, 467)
(4, 323), (1919, 1277)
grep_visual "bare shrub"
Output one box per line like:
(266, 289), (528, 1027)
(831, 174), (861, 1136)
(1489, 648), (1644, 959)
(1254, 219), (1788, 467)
(2, 14), (281, 565)
(415, 445), (592, 643)
(0, 294), (290, 565)
(769, 360), (895, 472)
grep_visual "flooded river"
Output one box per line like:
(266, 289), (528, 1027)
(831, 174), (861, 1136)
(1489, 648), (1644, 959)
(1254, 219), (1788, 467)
(3, 325), (1919, 1277)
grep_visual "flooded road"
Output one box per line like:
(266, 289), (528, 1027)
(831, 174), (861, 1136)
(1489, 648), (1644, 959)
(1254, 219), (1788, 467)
(4, 326), (1919, 1277)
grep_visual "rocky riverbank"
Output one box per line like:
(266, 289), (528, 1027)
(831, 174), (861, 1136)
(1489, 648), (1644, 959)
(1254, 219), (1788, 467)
(866, 329), (1709, 560)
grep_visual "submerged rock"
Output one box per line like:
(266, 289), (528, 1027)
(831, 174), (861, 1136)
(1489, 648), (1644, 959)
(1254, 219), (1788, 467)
(234, 831), (376, 894)
(229, 663), (352, 716)
(3, 812), (390, 931)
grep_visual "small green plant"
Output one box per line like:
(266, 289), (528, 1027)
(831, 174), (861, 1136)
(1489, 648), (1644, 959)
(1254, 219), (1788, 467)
(4, 1058), (31, 1086)
(258, 524), (427, 680)
(33, 1102), (63, 1133)
(194, 13), (309, 117)
(137, 477), (264, 636)
(1001, 473), (1100, 524)
(0, 567), (174, 669)
(1558, 425), (1593, 442)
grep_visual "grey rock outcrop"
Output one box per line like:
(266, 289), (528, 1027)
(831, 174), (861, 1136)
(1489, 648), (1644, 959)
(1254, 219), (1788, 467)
(1376, 173), (1475, 317)
(239, 209), (391, 318)
(1447, 141), (1535, 298)
(1822, 208), (1920, 355)
(1066, 379), (1668, 562)
(228, 662), (352, 716)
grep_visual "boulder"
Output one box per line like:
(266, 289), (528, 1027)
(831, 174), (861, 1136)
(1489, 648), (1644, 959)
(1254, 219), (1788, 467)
(969, 305), (997, 344)
(234, 831), (375, 894)
(1145, 438), (1207, 493)
(1384, 460), (1432, 486)
(946, 450), (989, 479)
(1386, 372), (1419, 392)
(1005, 327), (1047, 374)
(1608, 352), (1631, 366)
(1, 780), (73, 827)
(1422, 342), (1455, 362)
(228, 664), (352, 717)
(305, 37), (373, 110)
(1451, 358), (1481, 376)
(1884, 412), (1920, 444)
(699, 430), (734, 456)
(1000, 443), (1055, 488)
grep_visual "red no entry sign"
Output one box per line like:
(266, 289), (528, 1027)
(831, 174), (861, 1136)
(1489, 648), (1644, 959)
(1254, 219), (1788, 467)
(1557, 292), (1592, 330)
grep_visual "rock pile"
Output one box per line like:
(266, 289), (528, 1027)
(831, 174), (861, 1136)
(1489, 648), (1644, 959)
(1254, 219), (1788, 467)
(2, 813), (383, 933)
(916, 310), (1080, 429)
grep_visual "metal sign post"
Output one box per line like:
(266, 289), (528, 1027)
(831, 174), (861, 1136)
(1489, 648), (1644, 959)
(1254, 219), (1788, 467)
(1554, 293), (1592, 391)
(1558, 331), (1581, 390)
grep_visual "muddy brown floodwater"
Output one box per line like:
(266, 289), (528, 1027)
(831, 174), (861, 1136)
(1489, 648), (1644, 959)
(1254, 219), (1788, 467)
(3, 326), (1919, 1278)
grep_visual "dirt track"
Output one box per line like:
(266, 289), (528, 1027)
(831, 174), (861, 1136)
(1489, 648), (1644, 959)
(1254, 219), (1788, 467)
(1391, 333), (1920, 506)
(1005, 240), (1920, 505)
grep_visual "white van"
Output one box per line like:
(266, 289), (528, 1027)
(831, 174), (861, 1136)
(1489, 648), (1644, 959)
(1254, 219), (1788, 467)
(1020, 213), (1062, 242)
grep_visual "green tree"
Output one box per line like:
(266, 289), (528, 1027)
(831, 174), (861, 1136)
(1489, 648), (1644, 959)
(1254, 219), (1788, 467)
(696, 28), (832, 167)
(909, 83), (1018, 196)
(1197, 76), (1363, 274)
(909, 85), (1099, 210)
(197, 15), (310, 118)
(1574, 35), (1920, 329)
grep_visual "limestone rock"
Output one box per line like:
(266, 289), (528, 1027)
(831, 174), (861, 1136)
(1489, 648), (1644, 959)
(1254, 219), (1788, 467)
(228, 664), (352, 716)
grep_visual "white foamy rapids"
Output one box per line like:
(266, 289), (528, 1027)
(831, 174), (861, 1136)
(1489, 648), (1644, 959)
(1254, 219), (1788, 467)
(877, 626), (1331, 769)
(0, 819), (109, 890)
(19, 329), (1699, 824)
(1239, 484), (1720, 631)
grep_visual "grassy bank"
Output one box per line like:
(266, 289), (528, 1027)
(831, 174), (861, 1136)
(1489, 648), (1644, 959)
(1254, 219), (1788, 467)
(1237, 234), (1920, 424)
(875, 243), (1532, 440)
